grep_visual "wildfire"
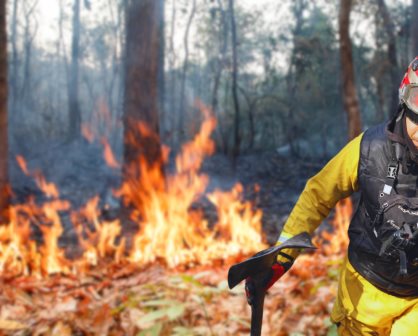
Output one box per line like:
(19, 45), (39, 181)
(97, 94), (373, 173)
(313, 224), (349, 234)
(315, 197), (352, 255)
(0, 105), (265, 277)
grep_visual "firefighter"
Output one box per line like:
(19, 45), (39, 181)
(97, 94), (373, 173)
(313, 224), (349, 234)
(249, 57), (418, 335)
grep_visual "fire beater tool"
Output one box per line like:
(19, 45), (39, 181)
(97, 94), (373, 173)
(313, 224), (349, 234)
(228, 232), (316, 336)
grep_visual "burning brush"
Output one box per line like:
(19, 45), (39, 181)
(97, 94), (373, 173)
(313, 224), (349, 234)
(1, 109), (266, 277)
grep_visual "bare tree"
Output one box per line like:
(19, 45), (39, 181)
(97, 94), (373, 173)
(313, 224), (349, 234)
(68, 0), (82, 139)
(58, 0), (69, 75)
(20, 0), (39, 107)
(104, 0), (125, 140)
(0, 0), (9, 223)
(376, 0), (398, 116)
(166, 0), (177, 144)
(228, 0), (241, 165)
(286, 0), (306, 156)
(210, 0), (228, 153)
(178, 0), (196, 142)
(10, 0), (19, 116)
(339, 0), (362, 140)
(123, 0), (164, 169)
(157, 0), (165, 133)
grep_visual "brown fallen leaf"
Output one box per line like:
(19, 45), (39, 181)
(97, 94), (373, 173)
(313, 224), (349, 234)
(51, 321), (72, 336)
(53, 296), (78, 314)
(0, 319), (27, 330)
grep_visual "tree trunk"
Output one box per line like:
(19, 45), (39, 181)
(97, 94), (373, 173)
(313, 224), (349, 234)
(237, 86), (255, 150)
(412, 0), (418, 57)
(339, 0), (362, 140)
(105, 0), (118, 118)
(122, 0), (164, 226)
(117, 0), (127, 128)
(68, 0), (81, 139)
(166, 0), (177, 145)
(157, 0), (165, 135)
(21, 2), (38, 108)
(0, 0), (9, 223)
(10, 0), (18, 117)
(178, 0), (196, 143)
(286, 0), (305, 157)
(376, 0), (398, 117)
(123, 0), (164, 169)
(211, 0), (228, 154)
(228, 0), (241, 166)
(59, 0), (69, 78)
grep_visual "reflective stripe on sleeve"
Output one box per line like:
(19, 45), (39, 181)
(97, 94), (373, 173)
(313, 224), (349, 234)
(276, 231), (294, 245)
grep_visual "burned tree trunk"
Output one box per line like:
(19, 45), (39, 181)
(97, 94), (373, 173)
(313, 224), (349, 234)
(228, 0), (241, 165)
(0, 0), (9, 223)
(10, 0), (18, 117)
(68, 0), (81, 139)
(123, 0), (164, 171)
(122, 0), (165, 225)
(178, 0), (196, 143)
(376, 0), (398, 116)
(339, 0), (362, 140)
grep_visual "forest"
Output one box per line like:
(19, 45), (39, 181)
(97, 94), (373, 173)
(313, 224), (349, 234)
(0, 0), (417, 335)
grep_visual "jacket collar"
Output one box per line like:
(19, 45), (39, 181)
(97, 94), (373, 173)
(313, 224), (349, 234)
(385, 111), (406, 145)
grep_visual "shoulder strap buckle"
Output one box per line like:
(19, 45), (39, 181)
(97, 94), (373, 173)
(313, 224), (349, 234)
(387, 163), (399, 179)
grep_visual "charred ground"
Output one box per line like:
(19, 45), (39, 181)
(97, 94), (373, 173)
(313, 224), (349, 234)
(10, 138), (325, 248)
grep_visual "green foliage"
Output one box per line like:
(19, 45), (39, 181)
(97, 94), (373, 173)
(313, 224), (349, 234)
(137, 323), (163, 336)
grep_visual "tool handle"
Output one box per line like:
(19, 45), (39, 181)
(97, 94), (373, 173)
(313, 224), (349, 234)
(250, 290), (265, 336)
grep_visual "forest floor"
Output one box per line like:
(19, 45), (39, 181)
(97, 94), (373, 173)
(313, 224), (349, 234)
(3, 140), (343, 336)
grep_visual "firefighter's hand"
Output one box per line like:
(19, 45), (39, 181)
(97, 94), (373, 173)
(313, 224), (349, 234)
(244, 262), (289, 306)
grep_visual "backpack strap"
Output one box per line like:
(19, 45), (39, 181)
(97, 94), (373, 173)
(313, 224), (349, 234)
(380, 142), (403, 197)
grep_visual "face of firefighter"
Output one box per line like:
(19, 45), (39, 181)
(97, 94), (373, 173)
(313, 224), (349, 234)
(406, 116), (418, 148)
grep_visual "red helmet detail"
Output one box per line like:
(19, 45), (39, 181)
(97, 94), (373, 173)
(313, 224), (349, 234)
(399, 57), (418, 114)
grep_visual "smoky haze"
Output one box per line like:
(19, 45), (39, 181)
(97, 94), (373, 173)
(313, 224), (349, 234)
(5, 0), (418, 243)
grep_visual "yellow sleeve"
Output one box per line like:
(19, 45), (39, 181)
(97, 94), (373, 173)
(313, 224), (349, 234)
(277, 132), (363, 260)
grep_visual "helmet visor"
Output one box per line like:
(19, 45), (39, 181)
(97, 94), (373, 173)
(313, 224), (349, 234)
(405, 85), (418, 114)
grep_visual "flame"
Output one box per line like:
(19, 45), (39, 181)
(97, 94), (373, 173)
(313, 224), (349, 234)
(125, 109), (264, 266)
(16, 156), (60, 198)
(101, 137), (120, 169)
(81, 125), (95, 143)
(16, 155), (29, 175)
(0, 105), (265, 276)
(315, 197), (352, 255)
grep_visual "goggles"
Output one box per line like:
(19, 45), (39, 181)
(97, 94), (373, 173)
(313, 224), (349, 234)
(400, 84), (418, 114)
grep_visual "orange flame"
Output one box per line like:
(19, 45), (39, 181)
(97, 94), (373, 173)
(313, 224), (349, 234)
(101, 137), (120, 169)
(0, 105), (265, 276)
(81, 125), (95, 143)
(126, 112), (264, 266)
(315, 197), (352, 255)
(16, 155), (29, 175)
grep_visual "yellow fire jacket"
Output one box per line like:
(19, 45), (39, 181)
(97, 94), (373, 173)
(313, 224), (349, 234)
(277, 133), (363, 257)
